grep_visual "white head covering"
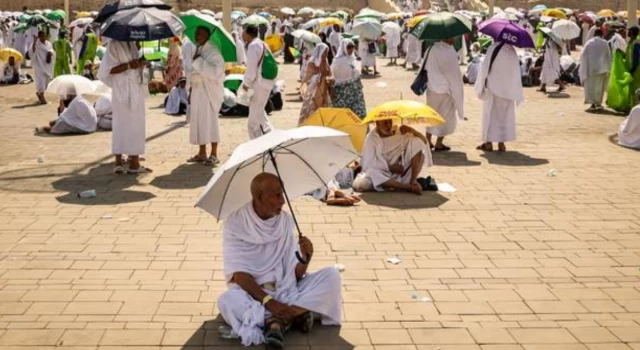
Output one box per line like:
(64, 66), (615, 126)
(310, 42), (329, 67)
(331, 39), (359, 84)
(335, 38), (355, 60)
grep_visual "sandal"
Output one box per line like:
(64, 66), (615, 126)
(127, 166), (152, 174)
(113, 165), (126, 175)
(292, 311), (314, 334)
(433, 145), (451, 152)
(264, 319), (285, 349)
(476, 143), (493, 152)
(187, 155), (207, 163)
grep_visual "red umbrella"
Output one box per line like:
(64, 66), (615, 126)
(414, 9), (429, 16)
(579, 12), (596, 25)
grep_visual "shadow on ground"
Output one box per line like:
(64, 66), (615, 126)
(52, 163), (155, 205)
(432, 151), (481, 167)
(150, 163), (214, 190)
(359, 191), (449, 209)
(480, 151), (549, 166)
(182, 316), (355, 349)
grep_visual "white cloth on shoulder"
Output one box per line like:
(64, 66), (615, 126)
(619, 105), (640, 149)
(31, 39), (54, 93)
(218, 202), (342, 346)
(331, 39), (359, 84)
(360, 127), (431, 191)
(55, 96), (97, 133)
(164, 85), (188, 115)
(189, 42), (225, 145)
(541, 40), (561, 85)
(425, 42), (465, 120)
(95, 93), (113, 130)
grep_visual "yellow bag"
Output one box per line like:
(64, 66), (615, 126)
(265, 34), (283, 53)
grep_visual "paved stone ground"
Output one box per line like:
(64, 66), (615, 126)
(0, 55), (639, 350)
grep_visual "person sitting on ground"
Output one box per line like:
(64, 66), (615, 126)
(618, 89), (640, 149)
(217, 173), (342, 349)
(463, 54), (484, 84)
(164, 77), (188, 116)
(0, 56), (20, 85)
(35, 94), (97, 135)
(310, 162), (362, 206)
(355, 120), (435, 195)
(95, 93), (113, 131)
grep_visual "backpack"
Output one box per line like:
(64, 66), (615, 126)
(259, 43), (278, 80)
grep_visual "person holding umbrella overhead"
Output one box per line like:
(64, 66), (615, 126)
(187, 26), (225, 165)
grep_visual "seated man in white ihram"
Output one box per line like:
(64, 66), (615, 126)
(618, 90), (640, 150)
(354, 120), (434, 195)
(35, 93), (97, 135)
(218, 173), (342, 349)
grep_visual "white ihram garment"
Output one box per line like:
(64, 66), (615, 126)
(244, 38), (275, 139)
(385, 30), (401, 58)
(405, 34), (421, 65)
(424, 42), (465, 137)
(97, 40), (147, 156)
(360, 129), (431, 191)
(189, 42), (225, 145)
(30, 40), (54, 93)
(541, 40), (561, 85)
(95, 93), (113, 130)
(619, 105), (640, 149)
(164, 86), (188, 115)
(217, 202), (342, 346)
(52, 96), (97, 134)
(474, 43), (523, 143)
(358, 39), (376, 67)
(579, 37), (612, 106)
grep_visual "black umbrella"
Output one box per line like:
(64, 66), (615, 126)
(95, 0), (172, 23)
(100, 7), (184, 42)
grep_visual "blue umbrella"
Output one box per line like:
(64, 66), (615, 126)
(532, 4), (547, 11)
(101, 7), (184, 42)
(478, 18), (534, 48)
(257, 11), (272, 19)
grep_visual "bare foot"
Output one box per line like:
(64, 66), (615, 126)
(498, 143), (506, 152)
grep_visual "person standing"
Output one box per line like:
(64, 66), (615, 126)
(242, 25), (277, 139)
(424, 37), (465, 152)
(474, 42), (523, 152)
(30, 30), (54, 104)
(164, 37), (184, 92)
(358, 37), (378, 75)
(579, 29), (612, 111)
(328, 24), (342, 55)
(97, 40), (150, 175)
(331, 39), (366, 118)
(53, 30), (72, 77)
(385, 25), (401, 66)
(76, 27), (97, 75)
(299, 43), (332, 124)
(187, 27), (225, 165)
(538, 36), (563, 93)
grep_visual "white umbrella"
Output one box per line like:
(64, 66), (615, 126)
(91, 80), (112, 95)
(540, 27), (564, 47)
(291, 29), (322, 44)
(492, 12), (519, 21)
(280, 7), (295, 16)
(302, 18), (323, 29)
(552, 19), (580, 40)
(351, 21), (382, 40)
(297, 7), (315, 16)
(46, 75), (96, 97)
(195, 126), (357, 221)
(69, 17), (93, 27)
(381, 21), (401, 33)
(200, 9), (216, 17)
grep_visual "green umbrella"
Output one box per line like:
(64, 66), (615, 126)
(13, 23), (28, 33)
(46, 10), (66, 21)
(29, 14), (58, 28)
(19, 14), (32, 23)
(181, 13), (237, 63)
(140, 46), (169, 63)
(409, 12), (471, 40)
(224, 74), (244, 91)
(241, 14), (269, 26)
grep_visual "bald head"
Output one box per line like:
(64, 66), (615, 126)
(251, 173), (285, 219)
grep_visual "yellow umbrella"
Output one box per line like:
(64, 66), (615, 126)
(225, 64), (246, 74)
(301, 108), (367, 153)
(542, 9), (567, 19)
(76, 11), (91, 18)
(319, 18), (344, 27)
(407, 15), (427, 28)
(0, 48), (24, 63)
(265, 34), (283, 53)
(597, 9), (616, 17)
(361, 100), (445, 127)
(386, 12), (404, 20)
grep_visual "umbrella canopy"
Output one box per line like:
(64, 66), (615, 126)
(91, 80), (112, 95)
(351, 21), (382, 40)
(320, 18), (344, 27)
(407, 15), (427, 28)
(45, 10), (65, 21)
(532, 5), (548, 11)
(76, 11), (92, 18)
(579, 12), (597, 24)
(195, 126), (357, 220)
(181, 13), (237, 63)
(605, 20), (625, 29)
(12, 23), (28, 33)
(410, 12), (472, 41)
(540, 27), (564, 47)
(69, 17), (93, 27)
(386, 12), (404, 20)
(541, 8), (567, 19)
(333, 10), (349, 19)
(382, 21), (401, 33)
(200, 9), (215, 17)
(140, 46), (168, 62)
(291, 29), (321, 44)
(257, 11), (272, 19)
(559, 8), (574, 16)
(28, 14), (58, 28)
(414, 9), (429, 16)
(302, 18), (322, 29)
(280, 7), (295, 16)
(95, 0), (172, 23)
(46, 75), (96, 96)
(552, 19), (580, 40)
(101, 7), (184, 42)
(242, 14), (269, 26)
(361, 100), (445, 127)
(479, 19), (534, 48)
(297, 7), (315, 16)
(300, 108), (367, 153)
(492, 11), (519, 21)
(0, 48), (24, 62)
(597, 9), (616, 18)
(224, 74), (244, 91)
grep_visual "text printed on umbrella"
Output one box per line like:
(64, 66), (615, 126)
(502, 32), (518, 44)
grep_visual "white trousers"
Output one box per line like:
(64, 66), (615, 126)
(248, 86), (273, 139)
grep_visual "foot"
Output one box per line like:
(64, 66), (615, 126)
(204, 155), (220, 165)
(476, 142), (493, 151)
(498, 143), (506, 152)
(537, 87), (547, 93)
(113, 165), (126, 175)
(409, 182), (423, 195)
(187, 155), (208, 163)
(433, 145), (451, 152)
(127, 166), (152, 174)
(557, 86), (566, 92)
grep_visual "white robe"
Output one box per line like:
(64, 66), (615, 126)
(465, 55), (484, 84)
(164, 86), (188, 115)
(609, 33), (627, 54)
(405, 35), (421, 65)
(358, 39), (376, 67)
(619, 105), (640, 149)
(189, 42), (224, 145)
(244, 38), (275, 139)
(97, 41), (147, 156)
(581, 23), (590, 46)
(95, 93), (113, 130)
(474, 43), (523, 143)
(541, 40), (561, 85)
(425, 42), (465, 137)
(55, 96), (97, 133)
(71, 26), (84, 64)
(218, 202), (342, 346)
(329, 31), (342, 54)
(13, 32), (26, 55)
(233, 32), (246, 65)
(579, 37), (612, 105)
(385, 29), (401, 58)
(30, 39), (54, 93)
(360, 128), (431, 191)
(182, 38), (196, 83)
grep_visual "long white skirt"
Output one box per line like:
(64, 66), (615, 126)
(362, 52), (376, 67)
(189, 83), (221, 145)
(619, 108), (640, 149)
(583, 73), (608, 105)
(34, 69), (51, 93)
(482, 93), (517, 143)
(426, 90), (458, 137)
(112, 91), (146, 156)
(217, 267), (342, 346)
(248, 86), (273, 139)
(386, 45), (399, 58)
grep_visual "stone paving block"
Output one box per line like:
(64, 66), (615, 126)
(0, 329), (64, 345)
(99, 329), (165, 345)
(567, 327), (620, 343)
(469, 328), (517, 344)
(58, 330), (104, 346)
(508, 328), (578, 344)
(409, 328), (475, 344)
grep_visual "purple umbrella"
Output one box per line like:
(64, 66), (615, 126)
(478, 19), (535, 48)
